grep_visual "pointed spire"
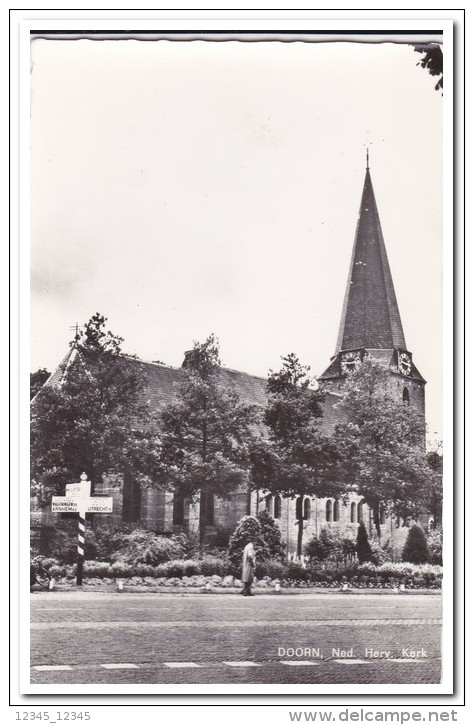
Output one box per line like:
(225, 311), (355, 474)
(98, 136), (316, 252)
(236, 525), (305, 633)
(334, 166), (406, 353)
(366, 145), (370, 170)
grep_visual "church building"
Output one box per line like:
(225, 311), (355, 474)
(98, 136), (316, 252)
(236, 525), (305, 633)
(32, 159), (426, 556)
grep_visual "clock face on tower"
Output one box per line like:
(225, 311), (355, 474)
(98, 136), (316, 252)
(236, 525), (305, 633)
(398, 351), (412, 376)
(340, 350), (361, 374)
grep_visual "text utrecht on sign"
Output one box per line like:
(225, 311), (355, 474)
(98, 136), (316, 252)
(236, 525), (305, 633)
(84, 498), (113, 513)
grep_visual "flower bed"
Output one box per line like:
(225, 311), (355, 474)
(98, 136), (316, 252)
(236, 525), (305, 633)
(41, 557), (442, 590)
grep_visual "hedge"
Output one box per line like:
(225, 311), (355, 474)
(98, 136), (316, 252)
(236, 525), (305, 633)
(40, 557), (442, 589)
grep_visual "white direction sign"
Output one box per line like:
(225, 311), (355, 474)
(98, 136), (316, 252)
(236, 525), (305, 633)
(85, 497), (113, 513)
(52, 497), (80, 513)
(52, 495), (113, 513)
(51, 474), (113, 587)
(66, 481), (91, 499)
(52, 476), (113, 514)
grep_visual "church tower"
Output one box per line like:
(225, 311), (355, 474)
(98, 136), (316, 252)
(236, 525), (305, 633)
(319, 156), (426, 418)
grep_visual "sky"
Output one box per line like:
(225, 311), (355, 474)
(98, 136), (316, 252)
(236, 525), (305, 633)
(29, 36), (443, 440)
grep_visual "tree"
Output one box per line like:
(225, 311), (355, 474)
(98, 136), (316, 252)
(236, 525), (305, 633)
(228, 515), (265, 575)
(155, 335), (260, 541)
(30, 313), (162, 504)
(424, 448), (443, 528)
(305, 527), (337, 563)
(306, 528), (356, 567)
(413, 44), (443, 92)
(228, 512), (284, 575)
(427, 528), (442, 565)
(355, 522), (373, 563)
(30, 368), (50, 400)
(255, 353), (340, 556)
(333, 357), (433, 536)
(257, 509), (285, 561)
(402, 524), (430, 564)
(74, 312), (124, 354)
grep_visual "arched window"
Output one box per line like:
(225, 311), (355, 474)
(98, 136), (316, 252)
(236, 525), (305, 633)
(333, 499), (340, 522)
(357, 500), (364, 522)
(303, 498), (311, 520)
(326, 499), (332, 522)
(265, 494), (273, 516)
(403, 387), (410, 404)
(350, 502), (357, 523)
(295, 496), (303, 520)
(274, 494), (282, 519)
(173, 492), (185, 525)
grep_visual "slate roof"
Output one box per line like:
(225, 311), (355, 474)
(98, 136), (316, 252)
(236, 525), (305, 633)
(45, 348), (77, 387)
(319, 167), (425, 385)
(335, 168), (407, 353)
(44, 348), (269, 413)
(135, 357), (269, 412)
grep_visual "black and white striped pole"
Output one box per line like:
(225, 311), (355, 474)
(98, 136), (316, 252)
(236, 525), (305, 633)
(51, 472), (113, 587)
(77, 510), (86, 586)
(76, 473), (90, 587)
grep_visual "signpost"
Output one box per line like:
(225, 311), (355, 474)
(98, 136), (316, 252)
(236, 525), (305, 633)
(51, 498), (80, 513)
(51, 472), (113, 585)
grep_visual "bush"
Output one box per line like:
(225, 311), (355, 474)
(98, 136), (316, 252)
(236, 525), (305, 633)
(257, 510), (285, 560)
(111, 561), (136, 577)
(199, 554), (229, 576)
(36, 557), (72, 579)
(152, 556), (228, 578)
(360, 562), (443, 588)
(111, 530), (187, 566)
(256, 558), (287, 579)
(427, 528), (443, 564)
(228, 511), (285, 576)
(369, 537), (390, 565)
(89, 522), (153, 561)
(305, 527), (336, 562)
(308, 563), (358, 587)
(45, 520), (149, 563)
(227, 516), (266, 575)
(135, 563), (164, 577)
(46, 523), (82, 564)
(339, 537), (357, 565)
(83, 560), (123, 578)
(158, 559), (186, 577)
(50, 557), (442, 588)
(285, 561), (311, 581)
(305, 529), (356, 567)
(402, 524), (430, 564)
(356, 522), (373, 563)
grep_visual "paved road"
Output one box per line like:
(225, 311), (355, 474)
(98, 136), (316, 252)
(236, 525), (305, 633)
(30, 591), (442, 685)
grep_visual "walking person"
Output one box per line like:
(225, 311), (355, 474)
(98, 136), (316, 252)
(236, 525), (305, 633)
(241, 541), (256, 596)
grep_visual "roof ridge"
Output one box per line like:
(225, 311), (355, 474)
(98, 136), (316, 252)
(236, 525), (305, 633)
(220, 366), (267, 382)
(121, 354), (177, 370)
(120, 353), (269, 382)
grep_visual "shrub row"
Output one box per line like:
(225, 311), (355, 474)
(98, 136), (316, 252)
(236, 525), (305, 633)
(280, 561), (442, 588)
(42, 557), (442, 588)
